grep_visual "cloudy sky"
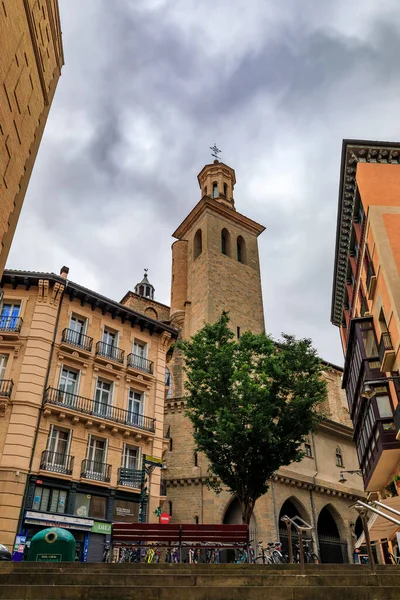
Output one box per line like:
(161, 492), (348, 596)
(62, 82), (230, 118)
(7, 0), (400, 365)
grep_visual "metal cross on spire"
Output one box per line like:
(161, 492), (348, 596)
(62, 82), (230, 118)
(209, 144), (222, 161)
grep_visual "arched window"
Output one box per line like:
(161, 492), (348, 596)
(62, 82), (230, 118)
(194, 516), (199, 524)
(212, 182), (218, 198)
(193, 229), (202, 260)
(335, 446), (343, 467)
(194, 452), (198, 467)
(223, 183), (228, 197)
(221, 228), (231, 256)
(169, 501), (173, 516)
(165, 367), (172, 399)
(204, 186), (207, 196)
(237, 236), (246, 264)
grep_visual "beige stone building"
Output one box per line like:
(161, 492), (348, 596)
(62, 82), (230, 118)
(158, 159), (365, 563)
(0, 0), (63, 279)
(0, 268), (177, 559)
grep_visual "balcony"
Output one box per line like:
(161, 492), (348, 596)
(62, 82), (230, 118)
(43, 387), (156, 434)
(81, 459), (111, 482)
(95, 341), (124, 365)
(379, 332), (396, 373)
(127, 352), (154, 375)
(0, 316), (23, 338)
(61, 328), (93, 354)
(361, 419), (400, 491)
(40, 450), (74, 475)
(0, 379), (13, 397)
(366, 262), (377, 300)
(118, 467), (142, 488)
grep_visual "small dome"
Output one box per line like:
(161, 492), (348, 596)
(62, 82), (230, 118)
(134, 270), (155, 300)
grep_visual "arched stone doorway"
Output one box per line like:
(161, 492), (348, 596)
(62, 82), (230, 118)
(222, 498), (257, 562)
(278, 497), (312, 557)
(317, 505), (348, 563)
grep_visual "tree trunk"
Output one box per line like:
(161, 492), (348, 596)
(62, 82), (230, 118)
(240, 498), (255, 525)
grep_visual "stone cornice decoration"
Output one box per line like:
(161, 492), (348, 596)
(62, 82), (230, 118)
(331, 139), (400, 327)
(172, 197), (265, 240)
(165, 397), (186, 414)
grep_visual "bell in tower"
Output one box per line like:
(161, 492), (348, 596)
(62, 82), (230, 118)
(197, 159), (236, 210)
(134, 269), (155, 300)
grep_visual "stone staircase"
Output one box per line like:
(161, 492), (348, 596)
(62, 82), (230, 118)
(1, 562), (400, 599)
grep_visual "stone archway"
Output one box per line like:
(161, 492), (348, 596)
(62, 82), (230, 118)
(278, 496), (312, 556)
(317, 504), (348, 564)
(222, 497), (257, 562)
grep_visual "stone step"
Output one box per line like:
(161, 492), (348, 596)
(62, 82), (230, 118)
(0, 585), (400, 600)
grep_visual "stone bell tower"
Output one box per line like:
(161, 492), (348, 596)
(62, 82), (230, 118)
(163, 159), (266, 524)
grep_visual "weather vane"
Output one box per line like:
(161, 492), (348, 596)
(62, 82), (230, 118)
(210, 144), (222, 160)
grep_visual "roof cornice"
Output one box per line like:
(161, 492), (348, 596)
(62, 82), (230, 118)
(1, 270), (178, 337)
(331, 139), (400, 327)
(172, 197), (265, 240)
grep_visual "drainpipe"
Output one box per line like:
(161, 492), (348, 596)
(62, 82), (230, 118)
(310, 432), (320, 558)
(16, 278), (67, 535)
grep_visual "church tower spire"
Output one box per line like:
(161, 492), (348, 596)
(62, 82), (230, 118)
(197, 159), (236, 210)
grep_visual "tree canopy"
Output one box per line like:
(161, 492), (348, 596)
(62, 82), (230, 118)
(179, 312), (327, 523)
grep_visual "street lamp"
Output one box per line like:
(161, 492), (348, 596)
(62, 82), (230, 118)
(361, 376), (400, 400)
(338, 469), (362, 484)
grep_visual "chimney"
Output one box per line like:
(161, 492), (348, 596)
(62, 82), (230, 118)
(60, 266), (69, 279)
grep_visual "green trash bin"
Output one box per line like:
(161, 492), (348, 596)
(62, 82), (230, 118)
(27, 527), (76, 562)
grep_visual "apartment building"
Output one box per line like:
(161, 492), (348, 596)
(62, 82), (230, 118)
(0, 268), (176, 560)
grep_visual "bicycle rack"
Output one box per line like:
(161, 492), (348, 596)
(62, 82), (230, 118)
(280, 514), (314, 575)
(353, 499), (400, 575)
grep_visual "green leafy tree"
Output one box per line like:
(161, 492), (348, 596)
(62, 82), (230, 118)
(180, 312), (327, 524)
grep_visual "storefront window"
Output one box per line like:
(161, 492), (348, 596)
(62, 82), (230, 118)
(113, 499), (139, 523)
(74, 494), (106, 519)
(32, 487), (67, 514)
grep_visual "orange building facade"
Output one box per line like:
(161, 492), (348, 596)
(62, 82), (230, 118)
(331, 139), (400, 493)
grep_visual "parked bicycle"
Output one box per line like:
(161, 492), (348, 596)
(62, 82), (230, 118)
(255, 541), (287, 564)
(233, 543), (255, 564)
(165, 546), (180, 563)
(293, 541), (319, 564)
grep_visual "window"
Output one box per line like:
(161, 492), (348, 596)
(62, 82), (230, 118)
(165, 367), (172, 399)
(0, 354), (8, 379)
(133, 339), (147, 360)
(169, 438), (173, 451)
(86, 435), (107, 470)
(223, 183), (228, 197)
(237, 326), (241, 339)
(169, 501), (173, 516)
(204, 186), (207, 196)
(32, 486), (67, 514)
(237, 236), (246, 264)
(127, 389), (144, 425)
(74, 493), (106, 519)
(335, 446), (344, 467)
(94, 379), (113, 417)
(193, 229), (202, 260)
(122, 444), (140, 470)
(68, 314), (87, 345)
(194, 516), (199, 524)
(59, 367), (79, 398)
(305, 443), (312, 458)
(376, 394), (393, 418)
(212, 182), (218, 198)
(47, 426), (71, 466)
(113, 499), (139, 522)
(221, 228), (231, 256)
(0, 302), (21, 330)
(102, 328), (118, 359)
(194, 452), (198, 467)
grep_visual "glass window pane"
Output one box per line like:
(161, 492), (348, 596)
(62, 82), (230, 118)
(32, 487), (43, 510)
(75, 493), (90, 517)
(376, 395), (393, 418)
(40, 488), (50, 511)
(89, 496), (106, 519)
(360, 329), (378, 357)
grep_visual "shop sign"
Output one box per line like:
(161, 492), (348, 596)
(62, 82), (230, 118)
(144, 455), (162, 466)
(91, 522), (112, 535)
(36, 554), (62, 562)
(25, 511), (93, 530)
(159, 513), (171, 524)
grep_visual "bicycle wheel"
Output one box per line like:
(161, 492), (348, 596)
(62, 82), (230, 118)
(272, 550), (285, 564)
(255, 555), (266, 564)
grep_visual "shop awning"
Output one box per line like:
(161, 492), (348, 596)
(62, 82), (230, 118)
(355, 497), (400, 548)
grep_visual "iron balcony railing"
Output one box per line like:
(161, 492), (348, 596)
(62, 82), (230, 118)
(40, 450), (74, 475)
(0, 316), (23, 333)
(95, 341), (124, 364)
(0, 379), (13, 397)
(44, 387), (156, 432)
(118, 467), (142, 488)
(81, 459), (111, 482)
(127, 352), (154, 374)
(379, 332), (394, 365)
(62, 328), (93, 352)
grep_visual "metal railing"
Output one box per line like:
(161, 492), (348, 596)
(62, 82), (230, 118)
(62, 328), (93, 352)
(95, 341), (124, 364)
(81, 459), (111, 482)
(40, 450), (74, 475)
(0, 379), (13, 397)
(44, 387), (156, 432)
(379, 331), (394, 364)
(118, 467), (142, 488)
(127, 353), (154, 374)
(280, 514), (314, 575)
(0, 316), (23, 333)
